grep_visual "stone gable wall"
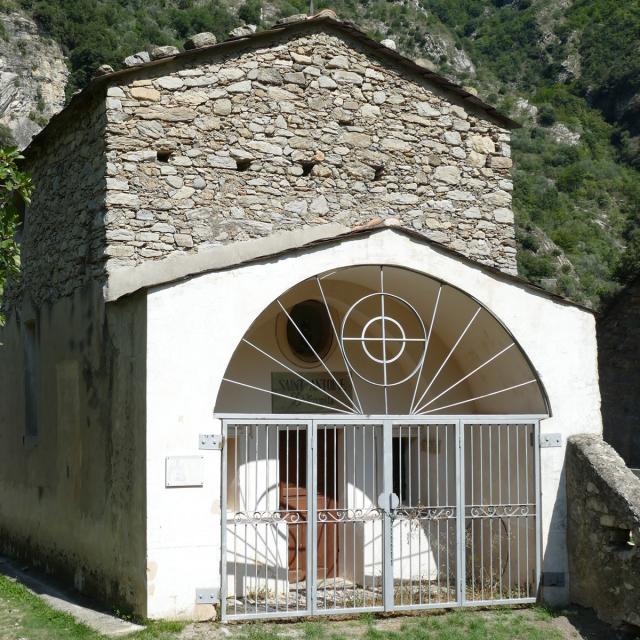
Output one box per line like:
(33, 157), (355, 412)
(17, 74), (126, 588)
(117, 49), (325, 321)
(103, 27), (517, 277)
(9, 97), (108, 308)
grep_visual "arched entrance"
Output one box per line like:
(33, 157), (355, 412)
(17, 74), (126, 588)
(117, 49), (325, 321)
(216, 265), (546, 620)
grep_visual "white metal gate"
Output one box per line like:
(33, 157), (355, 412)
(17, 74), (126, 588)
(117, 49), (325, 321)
(220, 417), (540, 620)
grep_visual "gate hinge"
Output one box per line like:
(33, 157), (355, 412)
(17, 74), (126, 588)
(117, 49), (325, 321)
(539, 433), (562, 448)
(196, 587), (220, 604)
(199, 434), (224, 450)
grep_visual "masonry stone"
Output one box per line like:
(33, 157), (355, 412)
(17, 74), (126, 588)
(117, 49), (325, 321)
(229, 24), (257, 38)
(150, 45), (180, 60)
(468, 151), (486, 167)
(494, 208), (514, 224)
(227, 80), (252, 93)
(155, 76), (184, 90)
(131, 87), (161, 102)
(124, 51), (150, 67)
(416, 102), (440, 117)
(444, 131), (462, 146)
(332, 70), (364, 86)
(486, 155), (513, 169)
(469, 135), (495, 154)
(184, 32), (217, 50)
(434, 166), (461, 184)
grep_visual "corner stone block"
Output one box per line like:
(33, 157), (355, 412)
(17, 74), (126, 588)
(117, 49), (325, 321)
(494, 208), (514, 224)
(469, 135), (496, 154)
(487, 156), (513, 169)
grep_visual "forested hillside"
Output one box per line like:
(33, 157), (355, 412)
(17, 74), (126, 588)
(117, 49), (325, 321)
(1, 0), (639, 308)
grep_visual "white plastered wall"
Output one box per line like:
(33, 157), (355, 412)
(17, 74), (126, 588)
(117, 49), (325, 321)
(145, 229), (601, 618)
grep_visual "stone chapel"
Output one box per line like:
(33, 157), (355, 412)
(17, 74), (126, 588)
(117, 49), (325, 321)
(0, 12), (601, 621)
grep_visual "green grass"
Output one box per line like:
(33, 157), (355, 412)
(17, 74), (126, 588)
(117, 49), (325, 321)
(0, 574), (187, 640)
(0, 573), (104, 640)
(226, 608), (565, 640)
(0, 573), (564, 640)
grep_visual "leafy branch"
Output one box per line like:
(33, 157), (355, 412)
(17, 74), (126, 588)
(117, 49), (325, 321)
(0, 147), (32, 311)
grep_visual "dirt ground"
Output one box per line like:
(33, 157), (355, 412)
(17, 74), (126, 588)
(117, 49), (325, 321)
(178, 606), (640, 640)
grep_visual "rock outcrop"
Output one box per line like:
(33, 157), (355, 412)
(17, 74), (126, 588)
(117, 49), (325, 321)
(0, 11), (68, 149)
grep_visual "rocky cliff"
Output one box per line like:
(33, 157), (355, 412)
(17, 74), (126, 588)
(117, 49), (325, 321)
(0, 11), (67, 149)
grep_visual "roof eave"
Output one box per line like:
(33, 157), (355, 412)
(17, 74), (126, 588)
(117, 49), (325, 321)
(105, 221), (592, 315)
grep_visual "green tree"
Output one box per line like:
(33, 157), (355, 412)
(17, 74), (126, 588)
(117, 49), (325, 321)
(615, 230), (640, 284)
(0, 147), (32, 313)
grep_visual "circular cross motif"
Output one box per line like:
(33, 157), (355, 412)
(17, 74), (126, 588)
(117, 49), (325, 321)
(341, 292), (427, 387)
(361, 316), (407, 365)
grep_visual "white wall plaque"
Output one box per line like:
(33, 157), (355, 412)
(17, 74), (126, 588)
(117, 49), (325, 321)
(165, 456), (204, 487)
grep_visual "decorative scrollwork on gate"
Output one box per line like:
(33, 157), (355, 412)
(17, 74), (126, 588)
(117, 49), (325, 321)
(391, 506), (456, 521)
(318, 507), (384, 522)
(466, 504), (533, 518)
(233, 510), (304, 524)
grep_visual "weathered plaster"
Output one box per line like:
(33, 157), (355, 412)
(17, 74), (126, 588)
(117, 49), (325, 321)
(0, 283), (148, 614)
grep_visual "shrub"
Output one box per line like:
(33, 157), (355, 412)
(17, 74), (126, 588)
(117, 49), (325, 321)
(538, 104), (556, 126)
(238, 0), (262, 25)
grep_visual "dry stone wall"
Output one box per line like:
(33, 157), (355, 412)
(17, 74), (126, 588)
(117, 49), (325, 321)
(103, 26), (517, 277)
(566, 434), (640, 629)
(13, 97), (108, 308)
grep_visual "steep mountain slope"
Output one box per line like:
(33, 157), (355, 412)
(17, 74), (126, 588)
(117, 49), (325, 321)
(0, 10), (67, 148)
(1, 0), (639, 308)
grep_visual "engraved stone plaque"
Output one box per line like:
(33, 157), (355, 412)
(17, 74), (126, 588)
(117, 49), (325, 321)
(165, 456), (204, 487)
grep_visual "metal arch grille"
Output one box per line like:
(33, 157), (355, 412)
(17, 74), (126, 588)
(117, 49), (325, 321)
(221, 265), (544, 417)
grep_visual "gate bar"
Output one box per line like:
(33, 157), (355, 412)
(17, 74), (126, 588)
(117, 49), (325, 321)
(220, 419), (228, 621)
(456, 419), (464, 605)
(534, 420), (542, 595)
(382, 420), (394, 612)
(308, 421), (316, 614)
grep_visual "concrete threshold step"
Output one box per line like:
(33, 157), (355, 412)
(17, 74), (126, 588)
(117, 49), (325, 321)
(0, 555), (144, 637)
